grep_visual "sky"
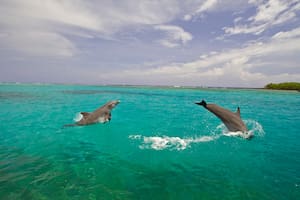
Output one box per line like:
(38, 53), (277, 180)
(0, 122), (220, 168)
(0, 0), (300, 87)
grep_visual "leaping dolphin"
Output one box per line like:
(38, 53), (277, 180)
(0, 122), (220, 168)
(195, 100), (251, 138)
(65, 100), (120, 127)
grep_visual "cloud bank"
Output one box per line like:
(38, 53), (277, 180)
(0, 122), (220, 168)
(0, 0), (299, 87)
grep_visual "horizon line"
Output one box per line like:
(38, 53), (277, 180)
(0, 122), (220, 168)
(0, 81), (266, 90)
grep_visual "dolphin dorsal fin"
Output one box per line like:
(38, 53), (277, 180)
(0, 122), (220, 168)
(236, 107), (241, 117)
(81, 112), (90, 118)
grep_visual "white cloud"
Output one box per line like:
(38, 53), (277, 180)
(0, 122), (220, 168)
(0, 0), (185, 56)
(102, 27), (300, 87)
(0, 31), (76, 57)
(183, 0), (249, 21)
(272, 27), (300, 39)
(0, 0), (182, 34)
(0, 0), (299, 87)
(224, 0), (300, 35)
(0, 0), (270, 56)
(154, 25), (193, 48)
(183, 14), (193, 21)
(250, 0), (289, 23)
(196, 0), (218, 13)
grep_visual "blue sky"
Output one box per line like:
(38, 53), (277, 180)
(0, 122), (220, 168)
(0, 0), (300, 87)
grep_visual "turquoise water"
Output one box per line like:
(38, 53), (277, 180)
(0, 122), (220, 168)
(0, 84), (299, 199)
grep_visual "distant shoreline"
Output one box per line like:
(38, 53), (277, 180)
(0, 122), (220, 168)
(1, 82), (299, 92)
(264, 82), (300, 91)
(0, 82), (263, 89)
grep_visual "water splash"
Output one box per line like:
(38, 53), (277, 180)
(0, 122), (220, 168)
(129, 120), (265, 151)
(216, 119), (265, 139)
(73, 113), (83, 122)
(245, 119), (265, 137)
(129, 135), (219, 151)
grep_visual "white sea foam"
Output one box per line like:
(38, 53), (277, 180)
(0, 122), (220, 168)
(223, 131), (253, 139)
(129, 120), (265, 150)
(73, 113), (83, 122)
(216, 119), (265, 139)
(246, 119), (265, 137)
(129, 134), (219, 151)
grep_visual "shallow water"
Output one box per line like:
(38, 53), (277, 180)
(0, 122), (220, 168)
(0, 84), (299, 199)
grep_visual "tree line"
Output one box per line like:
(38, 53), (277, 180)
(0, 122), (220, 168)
(264, 82), (300, 90)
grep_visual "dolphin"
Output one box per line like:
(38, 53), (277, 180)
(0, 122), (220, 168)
(65, 100), (120, 127)
(195, 100), (251, 138)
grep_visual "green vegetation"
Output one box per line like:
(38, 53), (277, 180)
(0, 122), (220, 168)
(264, 82), (300, 91)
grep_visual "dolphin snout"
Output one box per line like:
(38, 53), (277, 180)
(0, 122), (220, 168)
(114, 100), (120, 106)
(111, 100), (120, 108)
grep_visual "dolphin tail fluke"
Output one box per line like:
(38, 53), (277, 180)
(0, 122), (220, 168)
(195, 100), (207, 107)
(236, 107), (241, 117)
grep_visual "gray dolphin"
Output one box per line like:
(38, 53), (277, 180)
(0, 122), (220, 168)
(65, 100), (120, 127)
(195, 100), (251, 138)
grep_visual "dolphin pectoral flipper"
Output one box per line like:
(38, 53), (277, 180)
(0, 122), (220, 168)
(100, 112), (111, 123)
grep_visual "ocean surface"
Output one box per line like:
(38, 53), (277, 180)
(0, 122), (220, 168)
(0, 83), (299, 200)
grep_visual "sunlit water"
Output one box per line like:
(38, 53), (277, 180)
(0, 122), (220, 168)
(0, 84), (299, 199)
